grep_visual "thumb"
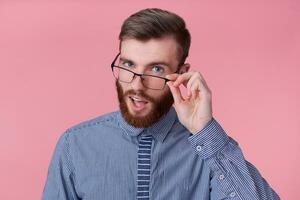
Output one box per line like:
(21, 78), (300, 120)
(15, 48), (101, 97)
(167, 81), (183, 105)
(165, 73), (179, 81)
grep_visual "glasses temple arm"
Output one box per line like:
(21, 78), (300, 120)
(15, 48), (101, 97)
(111, 53), (121, 70)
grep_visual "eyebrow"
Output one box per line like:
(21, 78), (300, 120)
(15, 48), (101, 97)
(119, 57), (171, 69)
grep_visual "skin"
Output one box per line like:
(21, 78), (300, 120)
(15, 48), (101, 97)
(119, 36), (213, 134)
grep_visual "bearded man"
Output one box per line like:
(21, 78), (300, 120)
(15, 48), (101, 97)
(42, 8), (280, 200)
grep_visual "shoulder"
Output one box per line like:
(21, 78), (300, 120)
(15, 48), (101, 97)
(60, 110), (121, 141)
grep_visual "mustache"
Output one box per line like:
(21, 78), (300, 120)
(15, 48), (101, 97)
(124, 89), (155, 102)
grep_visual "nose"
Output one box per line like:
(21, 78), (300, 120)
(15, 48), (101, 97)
(130, 75), (145, 90)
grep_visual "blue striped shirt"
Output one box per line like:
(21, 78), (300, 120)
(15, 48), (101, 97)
(42, 107), (280, 199)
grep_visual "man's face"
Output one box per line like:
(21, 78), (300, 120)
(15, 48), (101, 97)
(116, 36), (180, 128)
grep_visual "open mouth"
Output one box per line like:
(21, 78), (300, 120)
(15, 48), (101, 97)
(128, 96), (149, 111)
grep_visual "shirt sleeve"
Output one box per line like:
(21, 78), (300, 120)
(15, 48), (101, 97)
(41, 132), (79, 200)
(188, 118), (280, 200)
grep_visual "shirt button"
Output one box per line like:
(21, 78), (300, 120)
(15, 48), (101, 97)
(229, 191), (236, 198)
(196, 145), (202, 151)
(219, 174), (225, 180)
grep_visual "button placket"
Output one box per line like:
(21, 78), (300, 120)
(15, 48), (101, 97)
(229, 191), (236, 198)
(196, 145), (202, 152)
(219, 174), (225, 180)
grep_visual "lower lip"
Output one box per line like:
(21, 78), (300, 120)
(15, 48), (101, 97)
(128, 97), (148, 112)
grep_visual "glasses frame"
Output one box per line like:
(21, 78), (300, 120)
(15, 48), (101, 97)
(111, 53), (180, 90)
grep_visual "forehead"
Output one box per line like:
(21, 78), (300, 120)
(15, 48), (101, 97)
(120, 37), (179, 68)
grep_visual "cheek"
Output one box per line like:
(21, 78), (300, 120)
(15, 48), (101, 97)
(149, 89), (169, 101)
(161, 87), (171, 96)
(119, 82), (129, 93)
(116, 81), (128, 101)
(118, 81), (169, 102)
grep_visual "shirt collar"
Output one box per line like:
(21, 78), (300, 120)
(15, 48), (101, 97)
(117, 106), (177, 142)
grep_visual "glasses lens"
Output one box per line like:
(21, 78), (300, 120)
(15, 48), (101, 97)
(113, 67), (134, 83)
(143, 76), (166, 90)
(112, 65), (166, 90)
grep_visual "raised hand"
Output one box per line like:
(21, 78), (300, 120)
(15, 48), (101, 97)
(166, 71), (213, 134)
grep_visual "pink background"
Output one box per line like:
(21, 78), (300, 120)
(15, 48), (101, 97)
(1, 1), (299, 199)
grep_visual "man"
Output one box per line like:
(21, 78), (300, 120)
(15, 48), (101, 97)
(42, 8), (280, 200)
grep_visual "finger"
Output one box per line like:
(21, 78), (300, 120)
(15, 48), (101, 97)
(196, 71), (210, 90)
(166, 81), (183, 104)
(186, 73), (200, 97)
(189, 74), (210, 98)
(165, 73), (179, 81)
(189, 81), (201, 100)
(173, 72), (194, 87)
(189, 72), (211, 95)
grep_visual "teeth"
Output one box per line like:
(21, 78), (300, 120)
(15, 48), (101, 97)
(131, 96), (145, 102)
(133, 97), (142, 101)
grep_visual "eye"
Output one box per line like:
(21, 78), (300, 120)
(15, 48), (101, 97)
(152, 65), (164, 74)
(121, 61), (133, 68)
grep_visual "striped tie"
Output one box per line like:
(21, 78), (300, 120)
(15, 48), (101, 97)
(137, 135), (153, 200)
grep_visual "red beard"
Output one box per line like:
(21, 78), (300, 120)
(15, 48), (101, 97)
(116, 81), (174, 128)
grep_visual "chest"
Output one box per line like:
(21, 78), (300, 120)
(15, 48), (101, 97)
(73, 133), (210, 199)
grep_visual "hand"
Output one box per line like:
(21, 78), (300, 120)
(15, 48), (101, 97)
(166, 71), (213, 134)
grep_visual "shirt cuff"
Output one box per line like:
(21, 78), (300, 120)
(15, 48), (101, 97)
(188, 117), (229, 159)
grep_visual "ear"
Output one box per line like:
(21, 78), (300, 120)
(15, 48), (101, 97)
(178, 63), (190, 74)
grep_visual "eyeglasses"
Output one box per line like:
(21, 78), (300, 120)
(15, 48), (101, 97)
(111, 53), (179, 90)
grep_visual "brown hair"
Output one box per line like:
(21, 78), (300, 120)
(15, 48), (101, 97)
(119, 8), (191, 67)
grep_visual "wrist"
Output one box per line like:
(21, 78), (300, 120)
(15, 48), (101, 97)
(189, 117), (213, 135)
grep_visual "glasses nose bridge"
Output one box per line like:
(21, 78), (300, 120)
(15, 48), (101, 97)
(129, 70), (147, 89)
(131, 71), (145, 82)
